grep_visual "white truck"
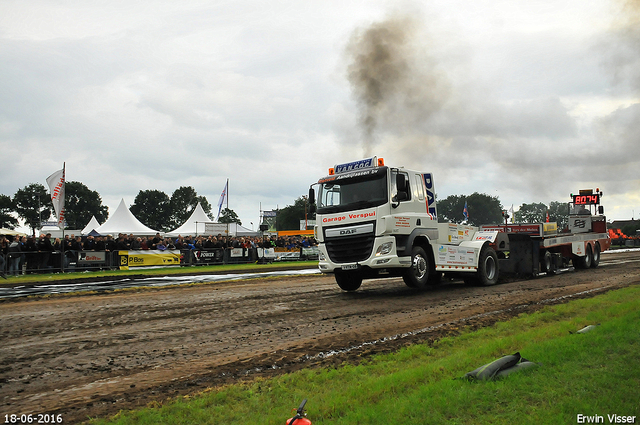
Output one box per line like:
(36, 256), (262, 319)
(308, 157), (610, 291)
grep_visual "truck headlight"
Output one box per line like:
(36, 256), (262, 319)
(375, 242), (393, 256)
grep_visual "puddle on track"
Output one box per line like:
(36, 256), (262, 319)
(0, 269), (321, 299)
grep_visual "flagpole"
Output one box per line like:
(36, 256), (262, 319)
(226, 178), (229, 237)
(61, 162), (66, 274)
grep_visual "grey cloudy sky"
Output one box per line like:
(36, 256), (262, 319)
(1, 0), (638, 231)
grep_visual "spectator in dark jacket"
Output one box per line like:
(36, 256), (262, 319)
(8, 236), (22, 276)
(0, 236), (8, 275)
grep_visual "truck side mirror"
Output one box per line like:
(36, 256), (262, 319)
(598, 206), (604, 215)
(308, 187), (315, 204)
(308, 187), (316, 215)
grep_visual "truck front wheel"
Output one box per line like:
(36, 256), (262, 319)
(335, 271), (363, 291)
(403, 246), (430, 289)
(477, 246), (499, 286)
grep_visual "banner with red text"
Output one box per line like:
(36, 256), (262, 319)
(46, 164), (65, 229)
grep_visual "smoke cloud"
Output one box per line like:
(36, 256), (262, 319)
(606, 0), (640, 91)
(345, 13), (450, 156)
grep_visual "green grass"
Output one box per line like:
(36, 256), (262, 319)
(0, 261), (319, 286)
(88, 285), (640, 425)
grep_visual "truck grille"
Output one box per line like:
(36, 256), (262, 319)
(325, 233), (375, 263)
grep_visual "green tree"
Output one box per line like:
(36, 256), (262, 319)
(437, 193), (502, 226)
(13, 183), (51, 234)
(437, 194), (465, 224)
(465, 193), (503, 226)
(621, 222), (640, 237)
(64, 181), (109, 229)
(515, 202), (548, 223)
(130, 190), (171, 232)
(169, 186), (212, 229)
(276, 197), (315, 231)
(218, 208), (242, 225)
(0, 194), (18, 229)
(548, 201), (570, 229)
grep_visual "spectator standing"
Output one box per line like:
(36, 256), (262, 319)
(0, 236), (8, 275)
(8, 236), (22, 276)
(94, 236), (106, 251)
(24, 237), (38, 272)
(105, 235), (116, 251)
(130, 237), (142, 250)
(84, 236), (95, 251)
(115, 235), (129, 250)
(70, 236), (83, 251)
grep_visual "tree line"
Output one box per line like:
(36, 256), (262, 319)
(435, 193), (571, 229)
(0, 183), (243, 234)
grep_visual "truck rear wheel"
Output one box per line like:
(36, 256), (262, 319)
(590, 243), (600, 268)
(573, 244), (593, 269)
(335, 271), (362, 291)
(477, 246), (499, 286)
(403, 246), (430, 289)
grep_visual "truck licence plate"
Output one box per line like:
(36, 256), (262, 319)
(342, 264), (358, 270)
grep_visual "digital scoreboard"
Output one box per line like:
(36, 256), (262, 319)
(572, 193), (600, 205)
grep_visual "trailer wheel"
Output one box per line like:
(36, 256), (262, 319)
(542, 251), (555, 275)
(335, 271), (362, 291)
(590, 243), (600, 268)
(573, 244), (593, 269)
(477, 246), (499, 286)
(403, 246), (430, 289)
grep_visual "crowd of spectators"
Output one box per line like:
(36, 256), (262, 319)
(0, 232), (317, 276)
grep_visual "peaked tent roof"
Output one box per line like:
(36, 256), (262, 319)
(95, 199), (159, 236)
(81, 216), (102, 235)
(166, 203), (213, 237)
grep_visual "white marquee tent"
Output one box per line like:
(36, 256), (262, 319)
(165, 202), (212, 237)
(81, 216), (102, 235)
(95, 199), (159, 236)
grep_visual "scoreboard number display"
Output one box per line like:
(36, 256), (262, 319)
(572, 194), (600, 205)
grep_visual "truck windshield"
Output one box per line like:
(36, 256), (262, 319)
(317, 167), (388, 214)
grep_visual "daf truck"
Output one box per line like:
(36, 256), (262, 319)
(308, 157), (610, 291)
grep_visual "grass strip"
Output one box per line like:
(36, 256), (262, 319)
(88, 285), (640, 425)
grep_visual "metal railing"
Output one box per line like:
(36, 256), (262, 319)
(1, 246), (319, 276)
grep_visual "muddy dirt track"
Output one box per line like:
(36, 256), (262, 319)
(2, 250), (640, 424)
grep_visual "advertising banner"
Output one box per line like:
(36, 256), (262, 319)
(204, 223), (231, 235)
(46, 165), (65, 229)
(193, 249), (224, 265)
(78, 251), (107, 264)
(119, 250), (181, 270)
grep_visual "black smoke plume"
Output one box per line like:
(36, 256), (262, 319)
(345, 13), (450, 156)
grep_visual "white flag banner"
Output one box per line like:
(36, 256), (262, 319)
(216, 179), (228, 222)
(46, 165), (65, 229)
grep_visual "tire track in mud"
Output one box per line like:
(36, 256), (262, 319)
(1, 251), (638, 424)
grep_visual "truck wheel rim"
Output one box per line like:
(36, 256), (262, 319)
(413, 255), (427, 279)
(484, 256), (496, 280)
